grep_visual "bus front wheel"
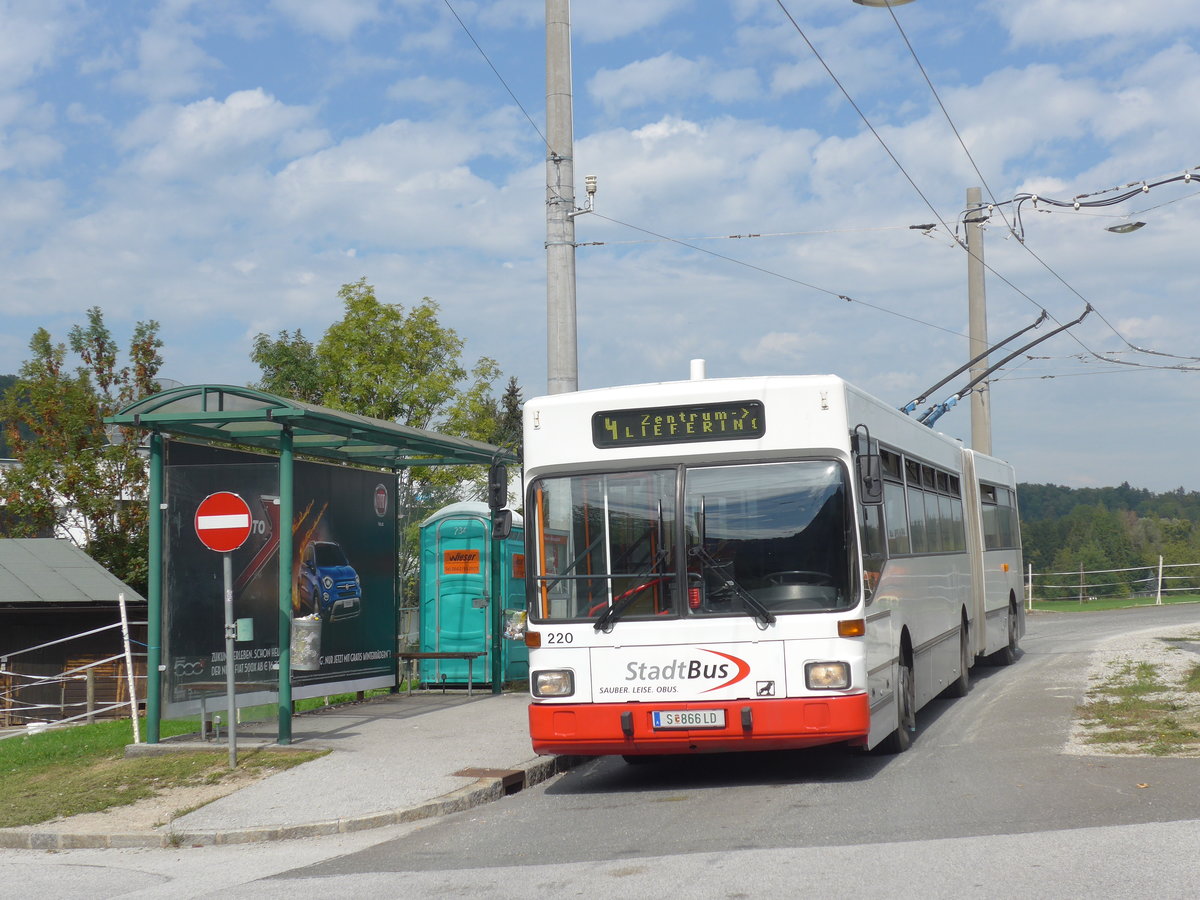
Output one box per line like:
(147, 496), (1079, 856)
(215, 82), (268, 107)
(943, 619), (970, 698)
(988, 604), (1019, 666)
(876, 659), (915, 754)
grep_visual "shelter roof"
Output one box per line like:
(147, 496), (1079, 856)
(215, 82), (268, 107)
(106, 384), (513, 470)
(0, 539), (146, 605)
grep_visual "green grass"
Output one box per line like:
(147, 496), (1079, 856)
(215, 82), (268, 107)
(1186, 664), (1200, 694)
(1031, 593), (1200, 613)
(1076, 653), (1200, 756)
(0, 717), (324, 828)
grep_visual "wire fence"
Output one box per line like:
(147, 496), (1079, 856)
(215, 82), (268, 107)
(1, 599), (146, 736)
(1027, 556), (1200, 605)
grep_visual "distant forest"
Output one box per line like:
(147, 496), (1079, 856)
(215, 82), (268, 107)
(1018, 482), (1200, 595)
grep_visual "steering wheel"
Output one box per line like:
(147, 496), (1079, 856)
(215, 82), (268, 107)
(763, 570), (833, 586)
(588, 577), (665, 617)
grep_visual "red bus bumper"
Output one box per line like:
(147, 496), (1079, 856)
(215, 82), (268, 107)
(529, 694), (870, 756)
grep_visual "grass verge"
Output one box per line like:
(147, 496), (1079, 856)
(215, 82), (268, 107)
(1075, 634), (1200, 756)
(1031, 594), (1200, 613)
(0, 718), (324, 828)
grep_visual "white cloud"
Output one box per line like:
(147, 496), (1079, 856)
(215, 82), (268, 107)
(4, 0), (1200, 493)
(590, 54), (707, 114)
(590, 54), (762, 114)
(120, 89), (326, 179)
(0, 1), (80, 91)
(270, 0), (382, 41)
(996, 0), (1198, 46)
(572, 0), (695, 44)
(112, 12), (220, 101)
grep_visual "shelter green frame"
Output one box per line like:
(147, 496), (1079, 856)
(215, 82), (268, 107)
(106, 384), (517, 745)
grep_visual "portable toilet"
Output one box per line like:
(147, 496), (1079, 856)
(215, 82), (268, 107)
(418, 501), (527, 686)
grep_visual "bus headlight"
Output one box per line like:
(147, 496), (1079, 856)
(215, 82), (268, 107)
(532, 669), (574, 698)
(805, 661), (850, 690)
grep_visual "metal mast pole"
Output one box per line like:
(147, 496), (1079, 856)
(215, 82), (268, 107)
(546, 0), (578, 394)
(966, 186), (992, 454)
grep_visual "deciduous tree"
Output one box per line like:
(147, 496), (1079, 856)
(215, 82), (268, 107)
(250, 279), (519, 608)
(0, 309), (162, 594)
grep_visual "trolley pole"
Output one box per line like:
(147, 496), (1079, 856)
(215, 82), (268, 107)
(546, 0), (578, 395)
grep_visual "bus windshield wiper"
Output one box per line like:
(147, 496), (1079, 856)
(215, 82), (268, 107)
(688, 545), (776, 628)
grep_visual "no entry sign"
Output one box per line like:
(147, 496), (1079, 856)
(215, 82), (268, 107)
(194, 491), (253, 553)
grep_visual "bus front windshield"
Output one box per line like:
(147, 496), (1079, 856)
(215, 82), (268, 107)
(529, 461), (853, 624)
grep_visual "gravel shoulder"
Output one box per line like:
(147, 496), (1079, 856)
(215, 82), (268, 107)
(1064, 620), (1200, 757)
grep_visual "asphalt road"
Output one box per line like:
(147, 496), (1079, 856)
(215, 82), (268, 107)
(4, 605), (1199, 899)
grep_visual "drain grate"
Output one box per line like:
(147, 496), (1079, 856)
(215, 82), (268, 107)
(453, 767), (526, 794)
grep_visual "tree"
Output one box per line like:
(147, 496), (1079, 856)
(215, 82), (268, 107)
(0, 309), (162, 594)
(250, 329), (324, 404)
(250, 278), (518, 604)
(492, 376), (524, 455)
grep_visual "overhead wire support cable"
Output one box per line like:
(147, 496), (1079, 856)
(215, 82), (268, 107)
(774, 0), (959, 243)
(919, 306), (1092, 427)
(443, 0), (552, 153)
(877, 4), (1200, 373)
(880, 0), (1018, 239)
(590, 212), (969, 339)
(900, 310), (1049, 415)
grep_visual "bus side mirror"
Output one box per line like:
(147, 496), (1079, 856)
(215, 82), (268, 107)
(488, 461), (508, 511)
(851, 424), (883, 506)
(858, 454), (883, 505)
(492, 508), (513, 541)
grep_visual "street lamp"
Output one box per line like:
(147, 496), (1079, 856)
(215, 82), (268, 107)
(853, 0), (917, 6)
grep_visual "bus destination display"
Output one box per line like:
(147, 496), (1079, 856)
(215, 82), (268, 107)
(592, 399), (765, 448)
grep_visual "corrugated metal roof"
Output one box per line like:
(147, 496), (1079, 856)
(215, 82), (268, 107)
(0, 539), (145, 605)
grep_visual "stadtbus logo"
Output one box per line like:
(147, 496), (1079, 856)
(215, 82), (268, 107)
(374, 484), (388, 517)
(624, 648), (750, 693)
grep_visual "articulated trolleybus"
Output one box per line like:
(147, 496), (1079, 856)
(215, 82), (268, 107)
(522, 368), (1023, 757)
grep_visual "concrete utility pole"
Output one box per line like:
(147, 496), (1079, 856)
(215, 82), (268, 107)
(546, 0), (578, 394)
(966, 186), (992, 454)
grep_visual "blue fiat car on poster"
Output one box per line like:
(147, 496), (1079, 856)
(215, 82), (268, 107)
(298, 540), (362, 622)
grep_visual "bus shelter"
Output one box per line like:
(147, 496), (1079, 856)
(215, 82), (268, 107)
(106, 384), (515, 744)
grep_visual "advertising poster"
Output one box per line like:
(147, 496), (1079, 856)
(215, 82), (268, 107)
(163, 443), (395, 713)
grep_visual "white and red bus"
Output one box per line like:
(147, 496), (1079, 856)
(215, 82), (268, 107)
(521, 369), (1023, 757)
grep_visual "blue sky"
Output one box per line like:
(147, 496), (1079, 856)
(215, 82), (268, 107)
(3, 0), (1200, 490)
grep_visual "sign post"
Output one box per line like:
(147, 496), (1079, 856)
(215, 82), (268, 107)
(195, 491), (253, 769)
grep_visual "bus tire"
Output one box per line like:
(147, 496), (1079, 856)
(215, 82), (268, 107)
(988, 603), (1019, 666)
(944, 618), (970, 698)
(875, 658), (915, 754)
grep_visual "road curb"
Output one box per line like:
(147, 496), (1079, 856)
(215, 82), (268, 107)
(0, 754), (587, 850)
